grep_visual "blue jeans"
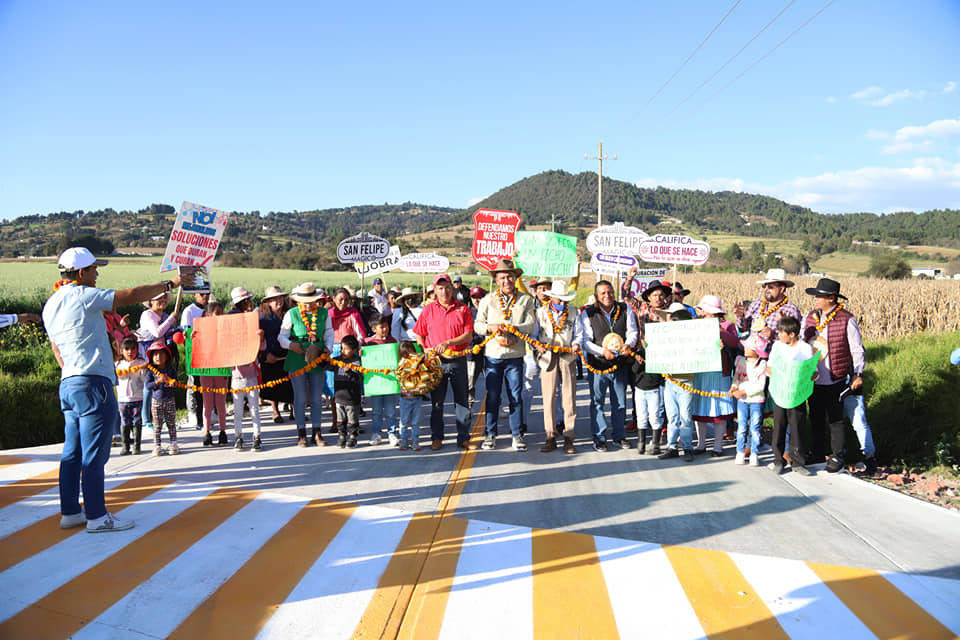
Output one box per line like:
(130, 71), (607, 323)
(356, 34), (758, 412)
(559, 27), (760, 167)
(399, 396), (420, 443)
(843, 394), (876, 457)
(736, 400), (763, 453)
(141, 387), (153, 425)
(291, 371), (326, 432)
(484, 357), (523, 437)
(664, 380), (694, 450)
(369, 393), (399, 437)
(589, 368), (628, 443)
(433, 358), (471, 443)
(634, 386), (664, 431)
(59, 375), (118, 520)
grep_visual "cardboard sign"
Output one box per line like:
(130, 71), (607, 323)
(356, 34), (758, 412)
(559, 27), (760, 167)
(337, 231), (390, 264)
(191, 313), (261, 369)
(178, 265), (211, 294)
(644, 317), (722, 374)
(161, 201), (231, 273)
(361, 343), (401, 396)
(514, 231), (578, 278)
(585, 222), (648, 256)
(768, 351), (819, 409)
(638, 234), (711, 266)
(472, 209), (521, 271)
(184, 328), (231, 376)
(355, 245), (401, 278)
(399, 252), (451, 273)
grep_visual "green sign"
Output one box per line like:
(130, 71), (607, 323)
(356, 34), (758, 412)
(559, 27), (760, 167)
(185, 328), (231, 377)
(644, 318), (722, 374)
(768, 350), (820, 409)
(362, 343), (401, 396)
(514, 231), (578, 278)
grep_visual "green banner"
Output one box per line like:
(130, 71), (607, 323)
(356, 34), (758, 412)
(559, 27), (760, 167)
(185, 328), (231, 377)
(644, 318), (722, 374)
(362, 343), (401, 396)
(768, 350), (820, 409)
(514, 231), (578, 278)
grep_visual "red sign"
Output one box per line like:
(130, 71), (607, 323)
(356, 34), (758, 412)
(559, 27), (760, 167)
(472, 209), (522, 272)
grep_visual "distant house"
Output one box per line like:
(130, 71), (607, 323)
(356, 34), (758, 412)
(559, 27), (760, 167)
(912, 267), (942, 278)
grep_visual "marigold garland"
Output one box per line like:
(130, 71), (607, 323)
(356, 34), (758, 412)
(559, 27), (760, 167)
(548, 305), (569, 335)
(298, 304), (319, 342)
(496, 290), (517, 321)
(53, 280), (80, 292)
(663, 374), (728, 398)
(815, 303), (844, 332)
(759, 296), (788, 320)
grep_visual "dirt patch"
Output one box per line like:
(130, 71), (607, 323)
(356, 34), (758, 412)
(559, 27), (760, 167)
(854, 465), (960, 512)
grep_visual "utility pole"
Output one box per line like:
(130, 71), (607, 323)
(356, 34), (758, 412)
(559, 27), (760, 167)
(585, 142), (616, 227)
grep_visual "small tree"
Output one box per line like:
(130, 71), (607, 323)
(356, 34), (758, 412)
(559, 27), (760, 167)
(867, 252), (911, 279)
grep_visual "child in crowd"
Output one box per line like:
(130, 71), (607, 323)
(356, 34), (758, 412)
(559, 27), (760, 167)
(364, 314), (398, 446)
(232, 326), (265, 452)
(729, 334), (768, 466)
(768, 316), (814, 476)
(144, 340), (179, 456)
(397, 341), (422, 450)
(198, 301), (230, 447)
(334, 335), (363, 448)
(116, 336), (147, 455)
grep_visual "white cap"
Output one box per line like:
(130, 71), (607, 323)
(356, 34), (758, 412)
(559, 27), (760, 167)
(57, 247), (108, 271)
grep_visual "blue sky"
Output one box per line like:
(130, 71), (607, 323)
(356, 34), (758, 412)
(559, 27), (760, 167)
(1, 0), (958, 220)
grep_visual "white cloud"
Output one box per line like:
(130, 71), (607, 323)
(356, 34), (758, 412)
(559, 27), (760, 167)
(892, 117), (960, 142)
(466, 196), (485, 207)
(635, 159), (960, 214)
(872, 89), (926, 106)
(943, 81), (957, 95)
(882, 140), (934, 155)
(851, 85), (934, 107)
(868, 116), (960, 154)
(851, 86), (882, 100)
(825, 96), (836, 104)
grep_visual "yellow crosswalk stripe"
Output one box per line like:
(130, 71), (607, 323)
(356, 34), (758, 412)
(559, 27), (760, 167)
(0, 467), (59, 510)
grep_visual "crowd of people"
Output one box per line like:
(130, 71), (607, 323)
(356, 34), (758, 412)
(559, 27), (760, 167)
(30, 246), (881, 533)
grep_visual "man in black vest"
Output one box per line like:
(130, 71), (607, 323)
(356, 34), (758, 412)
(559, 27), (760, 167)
(577, 280), (638, 451)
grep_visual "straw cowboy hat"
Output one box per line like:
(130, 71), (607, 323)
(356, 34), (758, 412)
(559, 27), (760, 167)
(396, 287), (422, 305)
(488, 258), (522, 277)
(262, 286), (286, 301)
(757, 268), (795, 288)
(545, 280), (575, 302)
(290, 282), (324, 303)
(230, 287), (253, 305)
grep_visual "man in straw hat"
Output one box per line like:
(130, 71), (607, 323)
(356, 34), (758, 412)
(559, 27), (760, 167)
(474, 258), (536, 451)
(43, 247), (181, 533)
(734, 268), (801, 353)
(413, 273), (475, 450)
(802, 277), (866, 473)
(279, 282), (334, 447)
(578, 279), (639, 451)
(535, 280), (580, 453)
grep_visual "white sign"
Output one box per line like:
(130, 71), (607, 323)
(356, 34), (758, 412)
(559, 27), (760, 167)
(586, 222), (649, 256)
(160, 201), (231, 273)
(638, 234), (711, 266)
(644, 318), (722, 374)
(590, 253), (639, 276)
(630, 268), (667, 298)
(399, 252), (450, 273)
(354, 245), (401, 278)
(337, 231), (390, 264)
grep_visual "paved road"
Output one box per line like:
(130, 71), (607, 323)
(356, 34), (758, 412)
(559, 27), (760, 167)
(2, 375), (959, 638)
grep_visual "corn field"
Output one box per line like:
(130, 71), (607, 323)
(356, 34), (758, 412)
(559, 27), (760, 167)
(670, 273), (960, 342)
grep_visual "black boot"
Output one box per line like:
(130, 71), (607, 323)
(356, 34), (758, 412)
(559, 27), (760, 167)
(337, 423), (347, 448)
(311, 427), (325, 447)
(297, 428), (308, 447)
(347, 423), (359, 448)
(650, 427), (661, 455)
(638, 428), (648, 455)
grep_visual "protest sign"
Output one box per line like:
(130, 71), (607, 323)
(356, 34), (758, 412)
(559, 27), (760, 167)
(638, 234), (711, 266)
(337, 231), (390, 264)
(644, 318), (722, 374)
(161, 202), (231, 273)
(629, 268), (667, 298)
(472, 209), (521, 271)
(184, 328), (230, 376)
(585, 222), (648, 256)
(362, 343), (401, 396)
(178, 265), (211, 294)
(355, 245), (401, 278)
(514, 231), (578, 278)
(191, 313), (260, 369)
(399, 252), (451, 273)
(767, 351), (819, 409)
(590, 252), (638, 277)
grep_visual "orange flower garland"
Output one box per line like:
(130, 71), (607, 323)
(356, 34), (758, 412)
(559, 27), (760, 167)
(663, 374), (728, 398)
(548, 305), (569, 335)
(53, 280), (80, 292)
(815, 303), (844, 332)
(496, 291), (517, 321)
(759, 296), (788, 319)
(298, 304), (318, 342)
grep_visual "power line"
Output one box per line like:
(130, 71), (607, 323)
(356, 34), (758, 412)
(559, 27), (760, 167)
(668, 0), (797, 115)
(699, 0), (836, 108)
(640, 0), (742, 111)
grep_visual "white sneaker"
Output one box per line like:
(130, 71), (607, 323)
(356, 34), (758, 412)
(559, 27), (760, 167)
(370, 433), (382, 446)
(388, 433), (399, 447)
(87, 512), (134, 533)
(153, 446), (164, 457)
(749, 452), (760, 466)
(168, 442), (180, 455)
(734, 452), (746, 465)
(512, 435), (527, 451)
(60, 513), (87, 529)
